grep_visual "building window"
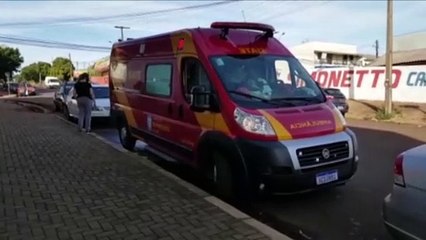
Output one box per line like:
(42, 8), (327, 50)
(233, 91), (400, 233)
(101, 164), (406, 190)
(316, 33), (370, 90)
(326, 54), (333, 64)
(316, 52), (322, 61)
(145, 64), (172, 97)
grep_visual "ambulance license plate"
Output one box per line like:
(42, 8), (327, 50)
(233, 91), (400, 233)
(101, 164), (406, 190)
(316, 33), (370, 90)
(316, 170), (338, 185)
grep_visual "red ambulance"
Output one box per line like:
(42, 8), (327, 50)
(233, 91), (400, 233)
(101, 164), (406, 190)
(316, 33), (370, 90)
(109, 22), (359, 199)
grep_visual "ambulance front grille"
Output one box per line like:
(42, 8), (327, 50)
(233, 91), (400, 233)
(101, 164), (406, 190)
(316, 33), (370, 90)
(296, 141), (350, 167)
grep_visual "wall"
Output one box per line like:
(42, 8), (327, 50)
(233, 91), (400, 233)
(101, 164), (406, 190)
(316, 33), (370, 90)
(308, 65), (426, 103)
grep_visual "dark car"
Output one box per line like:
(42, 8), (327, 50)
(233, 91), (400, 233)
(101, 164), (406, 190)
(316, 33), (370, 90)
(323, 88), (349, 116)
(4, 82), (19, 94)
(53, 81), (75, 111)
(17, 82), (37, 97)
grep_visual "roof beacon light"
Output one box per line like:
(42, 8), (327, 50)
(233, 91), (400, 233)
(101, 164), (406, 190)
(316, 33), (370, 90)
(178, 38), (185, 51)
(211, 22), (275, 39)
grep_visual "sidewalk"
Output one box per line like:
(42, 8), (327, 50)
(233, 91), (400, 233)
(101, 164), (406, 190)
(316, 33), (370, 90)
(0, 101), (278, 240)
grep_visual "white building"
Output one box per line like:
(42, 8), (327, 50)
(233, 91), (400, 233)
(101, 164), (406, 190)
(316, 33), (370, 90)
(289, 41), (375, 69)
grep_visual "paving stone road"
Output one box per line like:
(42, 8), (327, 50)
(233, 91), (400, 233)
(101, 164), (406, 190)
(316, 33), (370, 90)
(0, 101), (272, 240)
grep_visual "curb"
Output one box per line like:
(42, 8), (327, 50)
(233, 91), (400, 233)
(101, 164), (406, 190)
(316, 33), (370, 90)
(54, 114), (293, 240)
(15, 101), (49, 113)
(0, 94), (16, 99)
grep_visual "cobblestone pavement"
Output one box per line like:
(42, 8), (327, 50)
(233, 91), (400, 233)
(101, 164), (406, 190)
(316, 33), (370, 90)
(0, 101), (271, 240)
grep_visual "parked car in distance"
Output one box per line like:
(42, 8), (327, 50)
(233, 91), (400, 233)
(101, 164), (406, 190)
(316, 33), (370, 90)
(53, 81), (75, 111)
(323, 88), (349, 116)
(382, 144), (426, 240)
(63, 84), (110, 120)
(6, 82), (19, 93)
(44, 76), (61, 89)
(16, 82), (36, 97)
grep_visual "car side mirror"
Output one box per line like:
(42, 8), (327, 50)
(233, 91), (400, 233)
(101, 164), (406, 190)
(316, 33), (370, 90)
(190, 85), (220, 112)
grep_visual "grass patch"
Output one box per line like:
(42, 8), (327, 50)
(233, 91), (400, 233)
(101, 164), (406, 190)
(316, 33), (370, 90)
(375, 107), (402, 120)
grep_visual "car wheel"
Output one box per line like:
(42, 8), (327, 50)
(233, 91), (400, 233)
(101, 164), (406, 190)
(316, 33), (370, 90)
(211, 151), (235, 200)
(118, 118), (136, 151)
(63, 106), (71, 121)
(54, 102), (60, 112)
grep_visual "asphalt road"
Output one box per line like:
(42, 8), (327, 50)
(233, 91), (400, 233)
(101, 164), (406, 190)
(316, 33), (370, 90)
(84, 119), (426, 240)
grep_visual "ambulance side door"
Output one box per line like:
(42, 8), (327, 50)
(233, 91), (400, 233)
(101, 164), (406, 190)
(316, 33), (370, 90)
(173, 56), (216, 163)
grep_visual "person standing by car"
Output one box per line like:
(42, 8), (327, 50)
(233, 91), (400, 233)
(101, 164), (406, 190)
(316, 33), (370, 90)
(73, 73), (96, 133)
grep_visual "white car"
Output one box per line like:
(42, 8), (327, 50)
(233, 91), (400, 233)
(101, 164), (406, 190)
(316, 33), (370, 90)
(44, 76), (61, 89)
(63, 84), (111, 120)
(383, 144), (426, 240)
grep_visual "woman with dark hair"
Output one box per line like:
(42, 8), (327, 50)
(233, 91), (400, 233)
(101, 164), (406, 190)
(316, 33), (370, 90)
(72, 73), (96, 133)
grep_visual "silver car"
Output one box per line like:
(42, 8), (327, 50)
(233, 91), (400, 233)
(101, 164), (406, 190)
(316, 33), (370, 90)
(383, 144), (426, 240)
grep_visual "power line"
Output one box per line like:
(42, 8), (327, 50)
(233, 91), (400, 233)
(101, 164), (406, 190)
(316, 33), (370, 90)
(0, 1), (240, 28)
(0, 35), (110, 52)
(257, 1), (332, 23)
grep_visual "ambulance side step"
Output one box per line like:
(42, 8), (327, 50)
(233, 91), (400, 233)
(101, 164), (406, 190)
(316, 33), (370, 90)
(145, 146), (179, 163)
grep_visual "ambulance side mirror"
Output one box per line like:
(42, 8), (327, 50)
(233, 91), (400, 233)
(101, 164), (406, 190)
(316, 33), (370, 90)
(190, 85), (210, 112)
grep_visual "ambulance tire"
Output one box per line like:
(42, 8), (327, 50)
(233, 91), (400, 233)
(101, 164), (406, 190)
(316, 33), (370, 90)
(212, 151), (234, 200)
(117, 117), (136, 151)
(211, 150), (252, 202)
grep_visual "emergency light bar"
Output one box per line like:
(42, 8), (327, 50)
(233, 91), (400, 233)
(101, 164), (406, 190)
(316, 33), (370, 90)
(211, 21), (275, 38)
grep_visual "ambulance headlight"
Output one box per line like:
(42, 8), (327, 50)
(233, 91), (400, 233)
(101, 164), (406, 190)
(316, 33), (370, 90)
(234, 108), (275, 136)
(333, 105), (347, 126)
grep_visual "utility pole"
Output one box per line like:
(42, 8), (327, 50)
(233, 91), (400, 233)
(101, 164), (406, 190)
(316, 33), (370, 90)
(6, 72), (10, 95)
(241, 10), (247, 22)
(374, 40), (379, 58)
(114, 26), (130, 41)
(38, 62), (41, 83)
(69, 53), (73, 81)
(384, 0), (393, 115)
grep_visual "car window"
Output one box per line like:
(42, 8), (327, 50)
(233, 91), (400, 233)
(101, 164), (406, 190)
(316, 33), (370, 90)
(145, 64), (172, 97)
(92, 87), (109, 98)
(324, 89), (341, 95)
(210, 55), (325, 108)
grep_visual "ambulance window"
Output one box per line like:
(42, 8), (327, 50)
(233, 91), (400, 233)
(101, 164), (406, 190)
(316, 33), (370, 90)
(182, 57), (211, 102)
(145, 64), (172, 97)
(275, 60), (292, 84)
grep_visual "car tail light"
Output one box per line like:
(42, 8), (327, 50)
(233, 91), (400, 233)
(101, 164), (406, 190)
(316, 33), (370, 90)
(394, 153), (405, 187)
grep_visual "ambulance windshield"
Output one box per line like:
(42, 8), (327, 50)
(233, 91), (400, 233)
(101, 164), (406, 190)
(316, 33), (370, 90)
(210, 55), (325, 108)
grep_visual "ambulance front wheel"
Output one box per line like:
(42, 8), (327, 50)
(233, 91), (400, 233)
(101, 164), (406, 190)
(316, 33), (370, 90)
(212, 151), (234, 200)
(117, 117), (136, 151)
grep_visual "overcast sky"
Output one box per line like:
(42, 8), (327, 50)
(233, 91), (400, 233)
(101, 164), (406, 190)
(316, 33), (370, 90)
(0, 0), (425, 68)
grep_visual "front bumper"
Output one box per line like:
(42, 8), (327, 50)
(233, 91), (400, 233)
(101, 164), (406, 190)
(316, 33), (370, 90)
(91, 110), (110, 118)
(236, 129), (359, 194)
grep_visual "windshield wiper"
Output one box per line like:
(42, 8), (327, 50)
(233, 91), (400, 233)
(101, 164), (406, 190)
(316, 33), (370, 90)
(229, 91), (295, 106)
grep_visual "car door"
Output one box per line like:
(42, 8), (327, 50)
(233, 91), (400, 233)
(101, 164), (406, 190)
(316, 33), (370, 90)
(136, 59), (184, 160)
(169, 56), (217, 164)
(66, 87), (78, 117)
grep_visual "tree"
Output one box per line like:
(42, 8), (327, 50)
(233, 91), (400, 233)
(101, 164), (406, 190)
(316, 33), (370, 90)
(0, 45), (24, 81)
(50, 57), (74, 81)
(21, 61), (51, 82)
